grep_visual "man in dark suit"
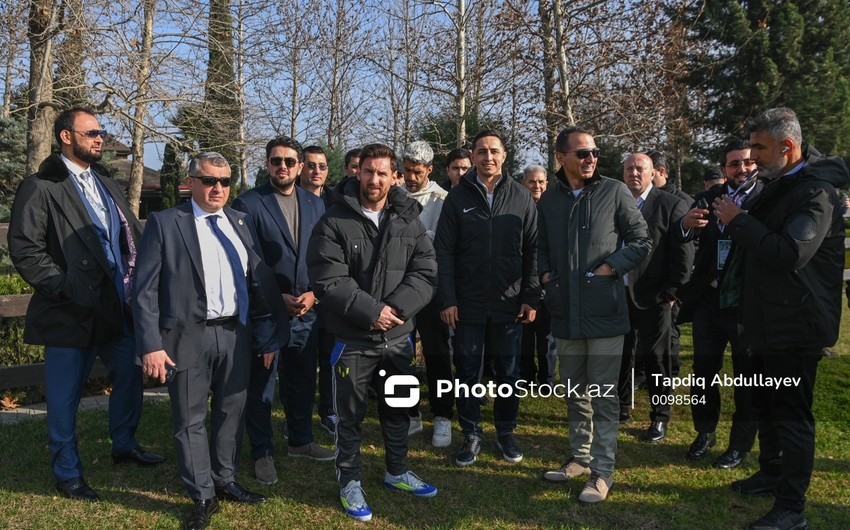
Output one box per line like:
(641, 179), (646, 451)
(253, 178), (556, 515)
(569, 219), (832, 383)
(677, 139), (761, 468)
(134, 152), (287, 530)
(232, 136), (333, 487)
(617, 152), (693, 443)
(8, 107), (164, 502)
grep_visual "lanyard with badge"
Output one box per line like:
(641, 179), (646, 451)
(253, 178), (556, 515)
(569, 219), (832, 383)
(717, 167), (758, 270)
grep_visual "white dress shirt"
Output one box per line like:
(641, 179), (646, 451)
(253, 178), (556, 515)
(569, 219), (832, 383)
(191, 200), (249, 319)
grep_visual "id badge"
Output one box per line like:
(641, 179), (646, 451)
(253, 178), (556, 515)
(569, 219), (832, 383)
(717, 239), (732, 270)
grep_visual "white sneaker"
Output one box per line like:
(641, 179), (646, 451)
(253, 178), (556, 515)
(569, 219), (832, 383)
(408, 413), (423, 436)
(431, 416), (452, 447)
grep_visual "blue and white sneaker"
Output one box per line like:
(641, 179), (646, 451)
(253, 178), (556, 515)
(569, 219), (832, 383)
(340, 480), (372, 521)
(384, 471), (438, 497)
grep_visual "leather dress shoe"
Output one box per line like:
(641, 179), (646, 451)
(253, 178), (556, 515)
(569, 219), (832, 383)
(731, 470), (780, 495)
(686, 432), (716, 460)
(112, 446), (166, 466)
(56, 477), (99, 502)
(748, 507), (808, 530)
(713, 448), (746, 469)
(644, 421), (667, 443)
(184, 498), (220, 530)
(215, 482), (266, 504)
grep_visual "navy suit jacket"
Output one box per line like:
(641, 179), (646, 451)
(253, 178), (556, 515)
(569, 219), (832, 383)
(133, 201), (288, 369)
(232, 183), (325, 296)
(629, 185), (694, 309)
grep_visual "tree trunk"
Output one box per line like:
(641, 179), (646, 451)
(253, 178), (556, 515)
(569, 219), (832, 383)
(26, 0), (59, 176)
(127, 0), (154, 217)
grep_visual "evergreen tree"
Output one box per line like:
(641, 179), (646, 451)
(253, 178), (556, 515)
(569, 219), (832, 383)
(675, 0), (850, 156)
(159, 140), (183, 209)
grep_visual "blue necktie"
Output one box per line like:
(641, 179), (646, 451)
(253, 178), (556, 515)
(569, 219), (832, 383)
(207, 215), (248, 325)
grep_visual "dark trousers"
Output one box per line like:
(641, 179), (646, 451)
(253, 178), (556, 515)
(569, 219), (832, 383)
(317, 327), (335, 419)
(332, 339), (414, 486)
(619, 296), (673, 423)
(169, 320), (249, 500)
(454, 320), (522, 437)
(520, 303), (552, 384)
(417, 300), (454, 419)
(246, 318), (322, 456)
(690, 292), (756, 451)
(751, 347), (820, 513)
(44, 318), (143, 481)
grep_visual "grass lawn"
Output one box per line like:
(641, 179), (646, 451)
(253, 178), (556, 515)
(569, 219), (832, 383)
(1, 324), (849, 529)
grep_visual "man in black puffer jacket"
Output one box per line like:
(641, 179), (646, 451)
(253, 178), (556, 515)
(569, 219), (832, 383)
(307, 143), (438, 522)
(715, 108), (849, 530)
(434, 129), (540, 467)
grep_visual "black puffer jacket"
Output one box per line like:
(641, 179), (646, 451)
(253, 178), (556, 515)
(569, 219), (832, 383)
(306, 179), (437, 345)
(434, 168), (540, 324)
(722, 146), (849, 349)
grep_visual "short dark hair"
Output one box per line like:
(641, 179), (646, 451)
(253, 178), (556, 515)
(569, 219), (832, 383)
(555, 126), (594, 152)
(704, 166), (724, 181)
(745, 107), (802, 145)
(359, 143), (396, 166)
(446, 148), (471, 167)
(303, 145), (326, 158)
(721, 138), (749, 165)
(265, 136), (303, 161)
(54, 107), (97, 146)
(344, 148), (361, 167)
(645, 150), (667, 171)
(472, 129), (505, 151)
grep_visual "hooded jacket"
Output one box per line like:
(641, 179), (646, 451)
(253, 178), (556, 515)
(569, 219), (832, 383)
(537, 169), (652, 339)
(434, 168), (540, 324)
(306, 179), (437, 346)
(722, 146), (849, 349)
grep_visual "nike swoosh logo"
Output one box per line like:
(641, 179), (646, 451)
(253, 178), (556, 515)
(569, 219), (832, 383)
(463, 207), (476, 213)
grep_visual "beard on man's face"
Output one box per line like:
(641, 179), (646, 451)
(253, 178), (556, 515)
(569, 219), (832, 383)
(72, 140), (103, 165)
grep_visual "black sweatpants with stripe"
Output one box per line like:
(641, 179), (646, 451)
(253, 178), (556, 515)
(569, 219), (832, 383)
(331, 337), (416, 486)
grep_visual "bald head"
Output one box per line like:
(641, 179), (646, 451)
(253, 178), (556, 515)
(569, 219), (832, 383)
(623, 153), (654, 198)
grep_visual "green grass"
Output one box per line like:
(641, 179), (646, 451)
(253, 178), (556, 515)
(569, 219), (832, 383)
(2, 330), (850, 529)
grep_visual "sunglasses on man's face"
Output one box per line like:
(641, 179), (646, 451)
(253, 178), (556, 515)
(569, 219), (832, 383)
(561, 148), (600, 160)
(191, 176), (232, 187)
(71, 129), (108, 139)
(306, 162), (328, 171)
(725, 159), (756, 168)
(268, 156), (298, 168)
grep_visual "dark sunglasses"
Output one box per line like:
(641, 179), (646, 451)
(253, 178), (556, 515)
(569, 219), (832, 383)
(268, 156), (298, 168)
(306, 162), (328, 171)
(725, 158), (756, 168)
(561, 148), (600, 160)
(191, 175), (232, 187)
(71, 129), (108, 139)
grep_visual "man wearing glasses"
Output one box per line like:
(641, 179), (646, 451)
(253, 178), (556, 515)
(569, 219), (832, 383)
(677, 138), (761, 469)
(233, 136), (334, 488)
(135, 152), (287, 530)
(299, 145), (333, 207)
(9, 107), (165, 502)
(537, 126), (650, 504)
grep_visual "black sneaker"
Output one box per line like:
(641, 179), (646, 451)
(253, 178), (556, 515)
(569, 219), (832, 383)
(319, 414), (338, 435)
(748, 507), (808, 530)
(455, 435), (482, 466)
(731, 470), (781, 495)
(496, 433), (524, 463)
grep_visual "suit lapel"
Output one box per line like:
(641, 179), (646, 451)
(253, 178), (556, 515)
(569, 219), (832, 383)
(175, 203), (205, 284)
(260, 185), (297, 253)
(296, 187), (319, 258)
(640, 187), (661, 222)
(225, 208), (262, 269)
(46, 176), (112, 273)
